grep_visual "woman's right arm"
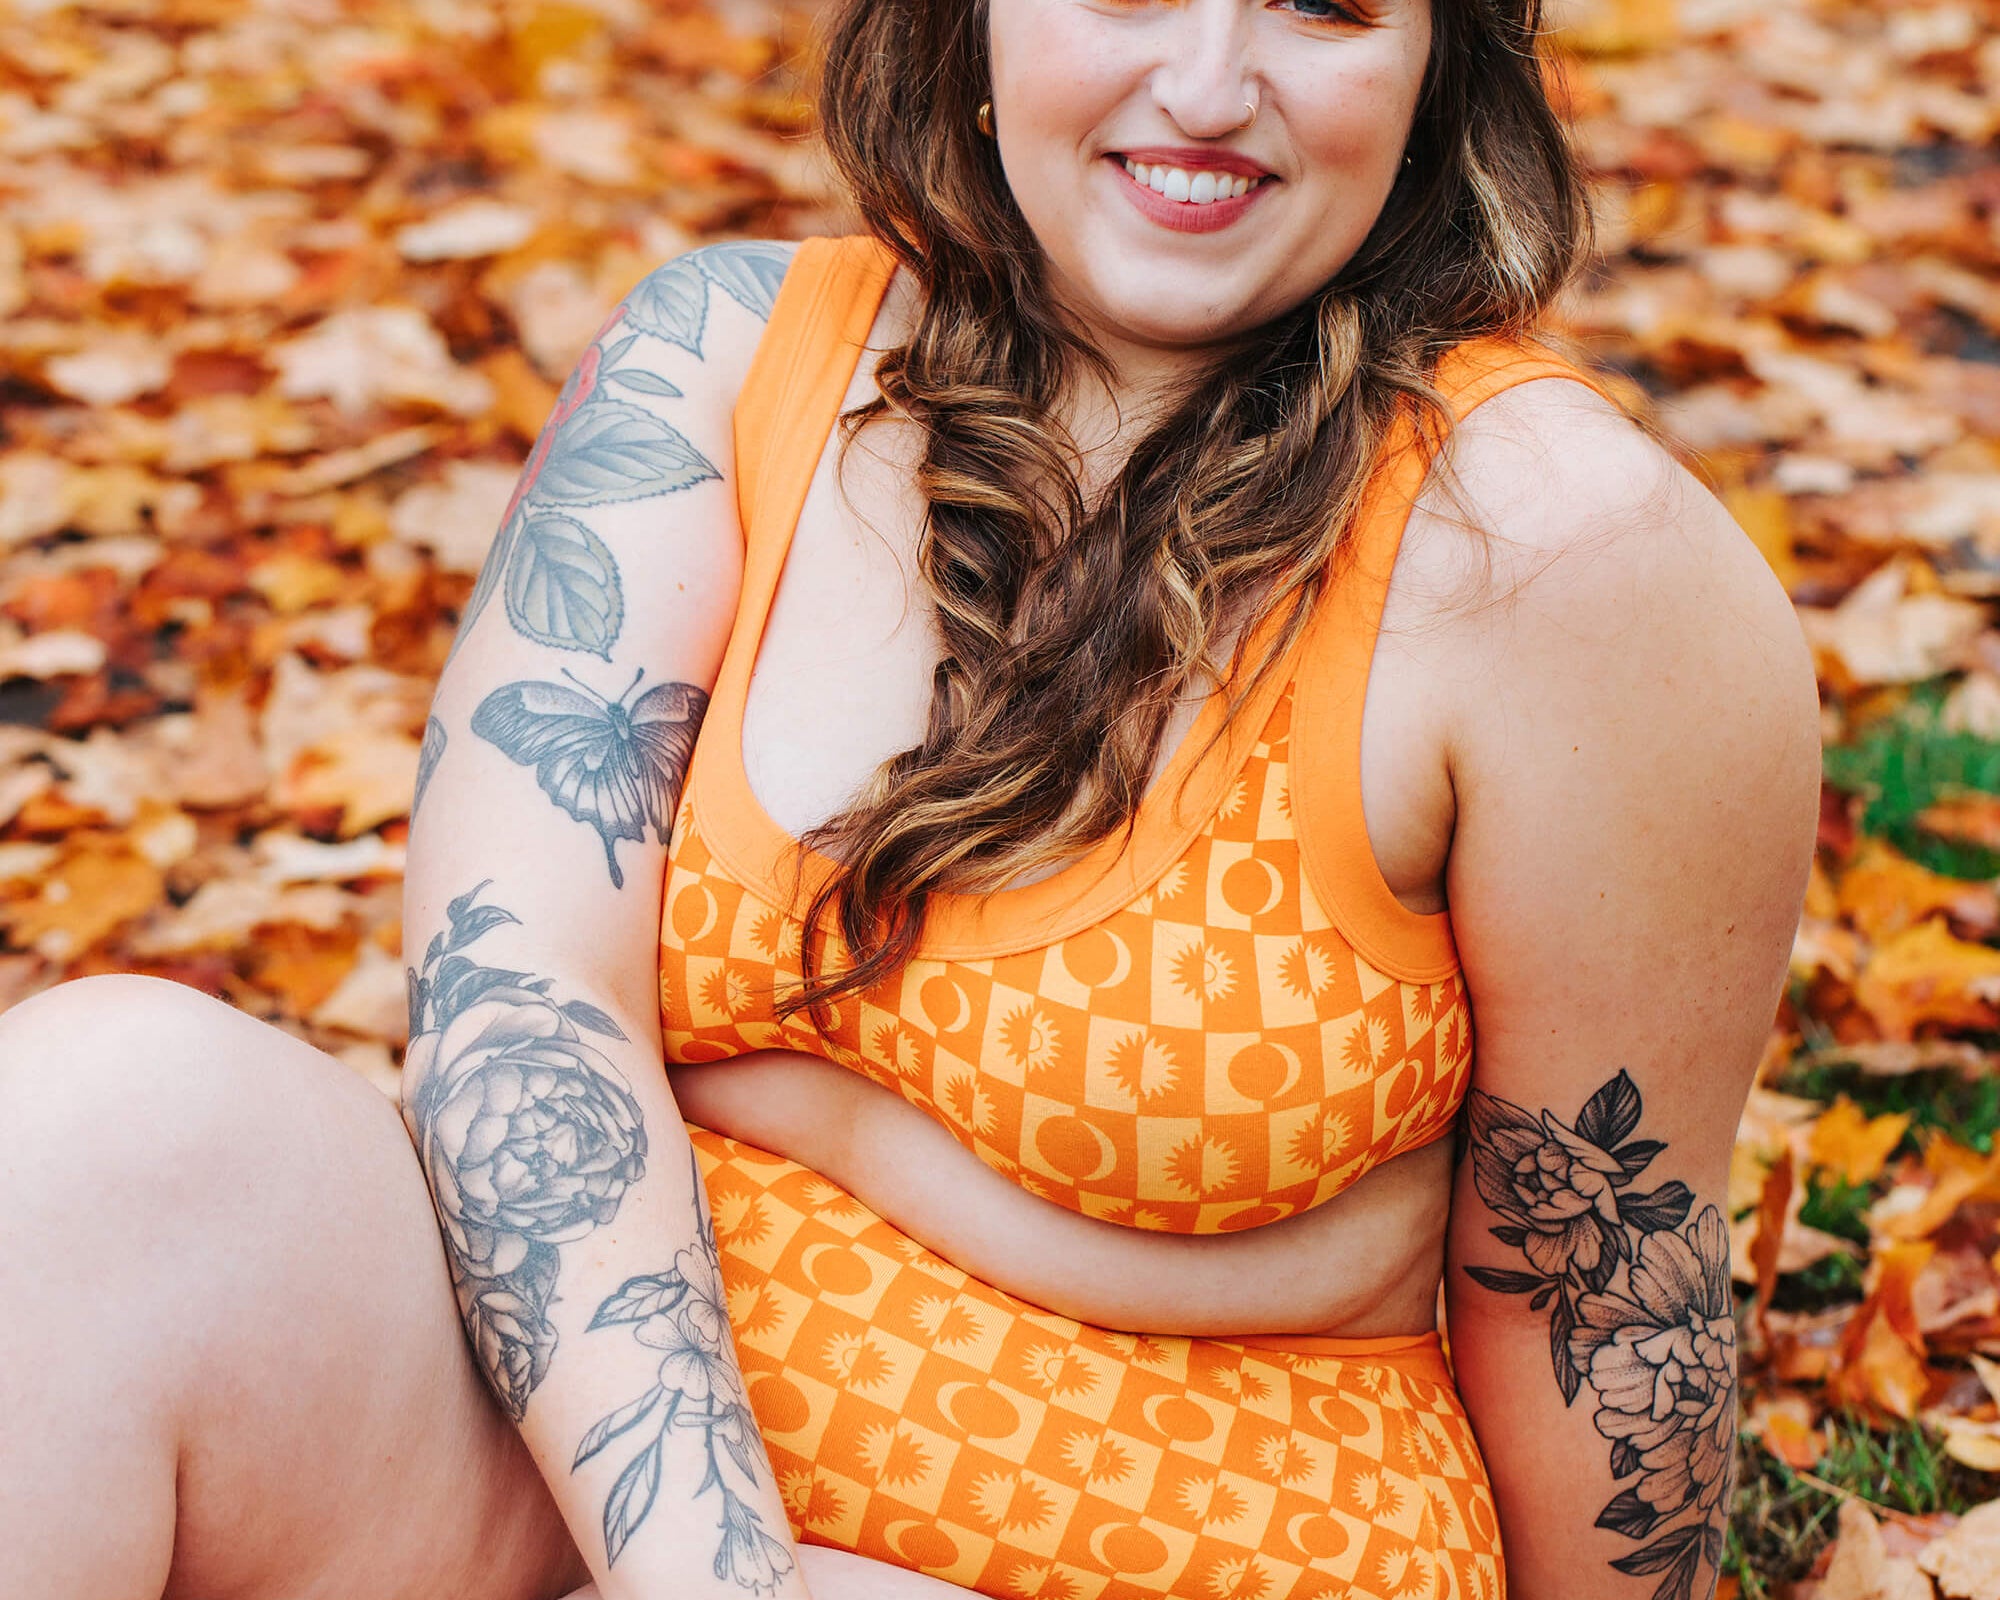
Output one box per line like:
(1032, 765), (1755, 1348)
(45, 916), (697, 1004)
(398, 242), (817, 1599)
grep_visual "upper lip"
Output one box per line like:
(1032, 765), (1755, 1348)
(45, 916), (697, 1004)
(1113, 147), (1275, 180)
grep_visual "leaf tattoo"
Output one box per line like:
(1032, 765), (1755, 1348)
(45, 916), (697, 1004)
(450, 242), (792, 659)
(404, 883), (644, 1420)
(412, 715), (447, 822)
(1463, 1071), (1733, 1600)
(471, 667), (708, 889)
(573, 1148), (795, 1589)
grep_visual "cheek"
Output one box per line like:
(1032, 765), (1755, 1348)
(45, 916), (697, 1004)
(987, 5), (1133, 156)
(1279, 61), (1424, 175)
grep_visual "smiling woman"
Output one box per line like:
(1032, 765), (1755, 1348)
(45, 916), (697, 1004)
(0, 3), (1820, 1600)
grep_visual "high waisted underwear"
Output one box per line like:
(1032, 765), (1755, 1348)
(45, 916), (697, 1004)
(695, 1126), (1504, 1600)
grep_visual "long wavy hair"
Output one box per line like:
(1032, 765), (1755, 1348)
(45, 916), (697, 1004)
(780, 0), (1592, 1021)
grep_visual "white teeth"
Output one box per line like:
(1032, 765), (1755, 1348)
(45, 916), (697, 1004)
(1120, 160), (1259, 204)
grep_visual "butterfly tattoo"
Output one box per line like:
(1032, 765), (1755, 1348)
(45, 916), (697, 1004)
(471, 668), (709, 888)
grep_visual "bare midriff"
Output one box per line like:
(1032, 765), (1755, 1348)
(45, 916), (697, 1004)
(668, 1050), (1453, 1339)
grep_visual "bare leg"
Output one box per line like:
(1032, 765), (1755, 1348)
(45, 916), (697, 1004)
(0, 974), (590, 1600)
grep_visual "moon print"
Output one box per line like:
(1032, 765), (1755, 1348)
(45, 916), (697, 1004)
(1226, 1040), (1300, 1102)
(883, 1519), (960, 1569)
(1033, 1113), (1119, 1183)
(798, 1242), (874, 1297)
(920, 974), (974, 1034)
(1221, 855), (1286, 917)
(933, 1380), (1021, 1439)
(1287, 1510), (1351, 1561)
(1060, 925), (1132, 990)
(1140, 1393), (1216, 1443)
(1089, 1521), (1172, 1576)
(670, 883), (720, 943)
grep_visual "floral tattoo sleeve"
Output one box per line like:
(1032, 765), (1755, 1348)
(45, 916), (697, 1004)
(404, 880), (648, 1419)
(1463, 1070), (1734, 1600)
(572, 1151), (795, 1587)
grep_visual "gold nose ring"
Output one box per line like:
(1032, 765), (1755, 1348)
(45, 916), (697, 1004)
(1238, 99), (1258, 130)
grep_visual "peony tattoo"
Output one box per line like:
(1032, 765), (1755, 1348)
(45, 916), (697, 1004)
(1463, 1070), (1732, 1600)
(404, 880), (647, 1419)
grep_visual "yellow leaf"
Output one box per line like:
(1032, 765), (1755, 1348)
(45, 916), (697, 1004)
(1856, 917), (2000, 1043)
(1810, 1097), (1914, 1186)
(1837, 839), (2000, 947)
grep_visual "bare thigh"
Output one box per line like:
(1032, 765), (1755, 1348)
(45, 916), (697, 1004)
(0, 974), (590, 1600)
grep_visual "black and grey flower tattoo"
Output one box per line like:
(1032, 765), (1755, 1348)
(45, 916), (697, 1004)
(404, 881), (646, 1418)
(574, 1150), (795, 1590)
(1464, 1070), (1733, 1600)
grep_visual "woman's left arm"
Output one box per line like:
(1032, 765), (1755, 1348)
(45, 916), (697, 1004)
(1434, 385), (1822, 1600)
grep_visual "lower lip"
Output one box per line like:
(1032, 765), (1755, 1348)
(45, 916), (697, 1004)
(1107, 157), (1273, 235)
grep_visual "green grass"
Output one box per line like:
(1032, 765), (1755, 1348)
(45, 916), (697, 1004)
(1728, 1416), (1995, 1599)
(1777, 1061), (2000, 1156)
(1822, 678), (2000, 881)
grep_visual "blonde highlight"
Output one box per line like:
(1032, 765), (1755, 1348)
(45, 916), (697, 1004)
(781, 0), (1592, 1023)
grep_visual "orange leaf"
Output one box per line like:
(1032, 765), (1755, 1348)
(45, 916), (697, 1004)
(1838, 837), (2000, 945)
(1855, 917), (2000, 1043)
(0, 841), (165, 962)
(1809, 1097), (1914, 1186)
(1752, 1144), (1794, 1333)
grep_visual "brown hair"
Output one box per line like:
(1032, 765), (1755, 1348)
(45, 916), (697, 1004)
(782, 0), (1592, 1021)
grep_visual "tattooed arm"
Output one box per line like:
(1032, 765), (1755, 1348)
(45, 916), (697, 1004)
(402, 243), (820, 1597)
(1428, 386), (1822, 1600)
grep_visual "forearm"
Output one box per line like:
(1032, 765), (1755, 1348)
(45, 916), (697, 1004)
(563, 1548), (975, 1600)
(401, 883), (810, 1599)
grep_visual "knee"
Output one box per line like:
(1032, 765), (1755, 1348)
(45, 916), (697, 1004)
(0, 974), (356, 1195)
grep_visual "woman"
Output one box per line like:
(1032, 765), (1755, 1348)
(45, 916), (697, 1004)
(0, 1), (1820, 1597)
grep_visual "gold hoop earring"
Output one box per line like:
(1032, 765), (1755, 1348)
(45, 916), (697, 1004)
(977, 100), (995, 138)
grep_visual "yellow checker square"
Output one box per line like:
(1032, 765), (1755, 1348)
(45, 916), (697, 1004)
(726, 1275), (821, 1361)
(835, 1414), (957, 1512)
(999, 1332), (1121, 1425)
(1042, 1421), (1168, 1500)
(947, 1456), (1082, 1546)
(1143, 924), (1208, 1031)
(1252, 930), (1347, 1028)
(1081, 1015), (1180, 1113)
(810, 1322), (928, 1410)
(777, 1461), (867, 1546)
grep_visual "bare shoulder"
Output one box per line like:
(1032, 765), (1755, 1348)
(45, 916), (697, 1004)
(608, 239), (803, 412)
(1401, 375), (1818, 787)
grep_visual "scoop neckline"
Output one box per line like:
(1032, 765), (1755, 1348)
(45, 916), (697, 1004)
(689, 239), (1306, 962)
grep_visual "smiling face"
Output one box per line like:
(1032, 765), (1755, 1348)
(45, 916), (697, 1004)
(985, 0), (1433, 374)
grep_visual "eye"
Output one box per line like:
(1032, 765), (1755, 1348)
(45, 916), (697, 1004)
(1276, 0), (1371, 25)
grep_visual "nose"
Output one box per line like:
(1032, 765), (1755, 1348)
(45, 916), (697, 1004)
(1149, 0), (1259, 140)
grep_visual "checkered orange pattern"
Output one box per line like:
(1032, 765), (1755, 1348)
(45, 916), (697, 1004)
(660, 682), (1474, 1234)
(693, 1124), (1504, 1600)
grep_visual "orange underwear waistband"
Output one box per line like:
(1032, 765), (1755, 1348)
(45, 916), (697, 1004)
(691, 1125), (1503, 1600)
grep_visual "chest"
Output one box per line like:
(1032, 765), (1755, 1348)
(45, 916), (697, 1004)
(737, 387), (1463, 920)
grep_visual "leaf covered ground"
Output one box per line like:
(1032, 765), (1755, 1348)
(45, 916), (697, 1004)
(2, 0), (1999, 1594)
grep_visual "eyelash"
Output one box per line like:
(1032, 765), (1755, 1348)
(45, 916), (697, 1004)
(1277, 0), (1371, 24)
